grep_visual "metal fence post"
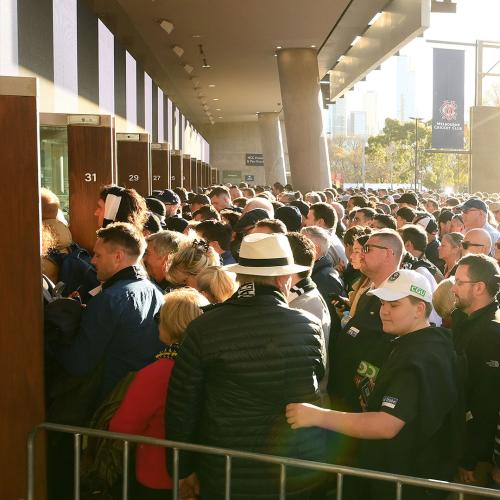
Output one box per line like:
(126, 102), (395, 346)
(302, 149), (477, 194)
(73, 433), (81, 500)
(26, 430), (37, 500)
(224, 455), (232, 500)
(395, 481), (402, 500)
(279, 463), (287, 500)
(336, 473), (343, 500)
(122, 440), (129, 500)
(172, 447), (179, 500)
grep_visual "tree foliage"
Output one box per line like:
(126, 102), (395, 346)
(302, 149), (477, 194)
(328, 118), (469, 190)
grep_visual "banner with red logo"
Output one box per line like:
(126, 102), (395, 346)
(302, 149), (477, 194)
(432, 48), (465, 149)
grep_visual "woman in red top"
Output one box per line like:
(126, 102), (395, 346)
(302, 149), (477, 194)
(109, 288), (208, 500)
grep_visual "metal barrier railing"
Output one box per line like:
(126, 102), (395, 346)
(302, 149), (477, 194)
(27, 422), (500, 500)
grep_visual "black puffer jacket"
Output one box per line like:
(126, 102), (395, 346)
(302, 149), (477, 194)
(166, 284), (326, 499)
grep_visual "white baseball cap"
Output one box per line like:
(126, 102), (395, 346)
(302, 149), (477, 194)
(367, 269), (433, 303)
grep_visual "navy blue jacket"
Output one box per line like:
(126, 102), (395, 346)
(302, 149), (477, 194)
(51, 266), (164, 400)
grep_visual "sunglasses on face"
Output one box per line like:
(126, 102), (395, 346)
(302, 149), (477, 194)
(362, 243), (389, 254)
(462, 241), (484, 250)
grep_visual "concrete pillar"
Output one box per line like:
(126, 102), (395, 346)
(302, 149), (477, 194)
(277, 48), (331, 192)
(257, 112), (287, 186)
(470, 106), (500, 193)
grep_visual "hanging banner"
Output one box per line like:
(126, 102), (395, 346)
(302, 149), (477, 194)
(432, 48), (465, 149)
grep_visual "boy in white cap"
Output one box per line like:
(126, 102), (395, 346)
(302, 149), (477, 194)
(286, 269), (461, 500)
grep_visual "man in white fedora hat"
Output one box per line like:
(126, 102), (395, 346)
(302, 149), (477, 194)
(166, 233), (327, 499)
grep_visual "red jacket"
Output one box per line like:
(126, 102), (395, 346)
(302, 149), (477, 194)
(109, 358), (174, 489)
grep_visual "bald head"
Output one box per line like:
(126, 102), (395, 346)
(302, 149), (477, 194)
(242, 197), (274, 218)
(331, 201), (345, 222)
(463, 228), (492, 255)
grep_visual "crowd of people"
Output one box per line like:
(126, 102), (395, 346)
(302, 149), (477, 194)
(40, 181), (500, 500)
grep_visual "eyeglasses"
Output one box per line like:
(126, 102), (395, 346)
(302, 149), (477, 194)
(362, 243), (389, 254)
(453, 278), (480, 287)
(462, 241), (484, 250)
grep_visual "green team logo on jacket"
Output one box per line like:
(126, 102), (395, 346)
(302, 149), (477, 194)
(357, 361), (379, 380)
(410, 284), (426, 298)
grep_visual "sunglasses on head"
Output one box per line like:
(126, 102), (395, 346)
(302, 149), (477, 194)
(462, 241), (484, 250)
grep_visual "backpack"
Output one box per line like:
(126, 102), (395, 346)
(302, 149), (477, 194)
(43, 279), (103, 426)
(48, 243), (99, 302)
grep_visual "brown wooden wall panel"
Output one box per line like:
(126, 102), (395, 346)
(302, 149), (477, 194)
(190, 159), (197, 192)
(183, 156), (192, 191)
(196, 160), (203, 189)
(117, 136), (151, 197)
(68, 123), (114, 252)
(0, 78), (45, 500)
(211, 167), (217, 185)
(171, 153), (183, 188)
(202, 162), (209, 187)
(151, 145), (171, 191)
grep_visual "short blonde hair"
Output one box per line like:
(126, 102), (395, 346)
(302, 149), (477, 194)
(159, 288), (208, 343)
(196, 266), (237, 303)
(167, 239), (219, 284)
(432, 278), (456, 320)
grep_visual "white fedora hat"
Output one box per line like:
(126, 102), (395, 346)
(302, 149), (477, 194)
(224, 233), (310, 276)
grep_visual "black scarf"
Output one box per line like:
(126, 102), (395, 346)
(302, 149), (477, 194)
(290, 277), (316, 297)
(232, 282), (287, 304)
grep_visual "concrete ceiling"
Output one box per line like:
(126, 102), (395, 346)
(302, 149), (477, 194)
(89, 0), (383, 127)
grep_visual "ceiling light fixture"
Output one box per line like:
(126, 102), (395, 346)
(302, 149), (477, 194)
(351, 36), (362, 47)
(159, 19), (174, 34)
(172, 45), (184, 58)
(208, 84), (216, 88)
(183, 64), (194, 74)
(368, 12), (382, 26)
(310, 45), (316, 48)
(431, 1), (457, 13)
(276, 46), (282, 49)
(198, 44), (211, 69)
(212, 98), (219, 101)
(191, 34), (202, 38)
(215, 108), (221, 111)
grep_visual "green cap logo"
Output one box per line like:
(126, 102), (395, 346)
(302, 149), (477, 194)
(410, 284), (426, 298)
